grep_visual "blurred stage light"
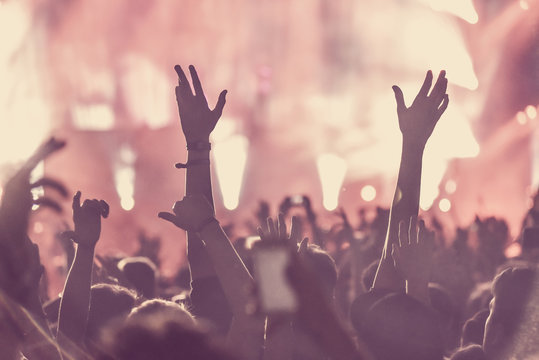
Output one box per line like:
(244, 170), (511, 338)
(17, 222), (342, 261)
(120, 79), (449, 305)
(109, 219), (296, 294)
(114, 144), (136, 211)
(0, 1), (30, 62)
(120, 55), (171, 129)
(72, 104), (115, 131)
(317, 153), (347, 211)
(505, 242), (521, 258)
(445, 180), (457, 194)
(361, 185), (377, 202)
(211, 118), (237, 142)
(114, 166), (135, 211)
(520, 0), (530, 10)
(213, 135), (248, 210)
(439, 198), (451, 212)
(517, 111), (528, 125)
(400, 12), (479, 90)
(120, 196), (135, 211)
(30, 163), (44, 211)
(525, 105), (537, 120)
(33, 222), (44, 234)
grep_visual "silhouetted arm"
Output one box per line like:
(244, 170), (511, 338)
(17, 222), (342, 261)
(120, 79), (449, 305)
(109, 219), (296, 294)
(159, 194), (264, 360)
(57, 192), (109, 346)
(173, 64), (227, 281)
(0, 138), (66, 359)
(372, 71), (448, 291)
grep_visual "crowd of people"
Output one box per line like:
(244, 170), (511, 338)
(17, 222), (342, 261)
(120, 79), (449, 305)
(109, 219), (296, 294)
(0, 64), (538, 360)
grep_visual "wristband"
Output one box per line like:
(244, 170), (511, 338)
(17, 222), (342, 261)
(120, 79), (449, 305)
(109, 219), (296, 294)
(195, 216), (219, 233)
(187, 142), (211, 151)
(175, 159), (211, 169)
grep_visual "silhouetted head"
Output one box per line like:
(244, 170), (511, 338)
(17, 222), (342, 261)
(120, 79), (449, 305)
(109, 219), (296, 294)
(450, 344), (486, 360)
(363, 293), (444, 360)
(118, 257), (158, 299)
(429, 283), (459, 351)
(300, 244), (337, 299)
(483, 267), (539, 360)
(98, 311), (237, 360)
(461, 309), (489, 347)
(349, 288), (394, 335)
(86, 284), (137, 352)
(129, 298), (195, 325)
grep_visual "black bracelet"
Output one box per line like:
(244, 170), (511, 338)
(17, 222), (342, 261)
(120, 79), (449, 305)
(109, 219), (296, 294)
(187, 142), (211, 151)
(175, 159), (211, 169)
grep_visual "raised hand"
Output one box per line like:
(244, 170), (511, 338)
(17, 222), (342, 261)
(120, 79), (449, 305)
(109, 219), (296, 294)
(174, 65), (227, 143)
(158, 194), (216, 232)
(391, 217), (434, 286)
(257, 214), (302, 250)
(0, 138), (67, 233)
(392, 70), (449, 148)
(64, 191), (109, 249)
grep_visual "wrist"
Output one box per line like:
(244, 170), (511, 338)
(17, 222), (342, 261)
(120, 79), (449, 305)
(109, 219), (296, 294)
(186, 140), (211, 151)
(402, 138), (426, 154)
(75, 239), (97, 252)
(197, 217), (220, 238)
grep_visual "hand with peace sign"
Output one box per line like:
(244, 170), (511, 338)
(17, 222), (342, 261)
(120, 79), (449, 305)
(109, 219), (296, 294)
(174, 65), (227, 143)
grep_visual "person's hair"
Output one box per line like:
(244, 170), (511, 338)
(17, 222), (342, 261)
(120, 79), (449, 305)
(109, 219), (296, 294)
(301, 244), (337, 297)
(361, 260), (379, 292)
(465, 282), (492, 319)
(349, 288), (394, 335)
(490, 267), (536, 332)
(117, 257), (158, 299)
(97, 311), (238, 360)
(450, 344), (486, 360)
(461, 309), (489, 347)
(484, 267), (539, 359)
(86, 284), (138, 342)
(363, 293), (444, 360)
(428, 283), (459, 351)
(129, 298), (195, 325)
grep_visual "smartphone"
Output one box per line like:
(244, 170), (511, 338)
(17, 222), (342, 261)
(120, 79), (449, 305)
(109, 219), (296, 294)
(252, 243), (298, 314)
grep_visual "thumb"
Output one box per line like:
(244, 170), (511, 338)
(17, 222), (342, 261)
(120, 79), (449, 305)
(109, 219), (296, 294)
(392, 86), (405, 114)
(158, 212), (183, 228)
(212, 90), (227, 119)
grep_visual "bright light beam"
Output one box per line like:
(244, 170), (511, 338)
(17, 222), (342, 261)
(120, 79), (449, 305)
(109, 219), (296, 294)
(114, 144), (137, 211)
(213, 135), (248, 210)
(317, 153), (347, 211)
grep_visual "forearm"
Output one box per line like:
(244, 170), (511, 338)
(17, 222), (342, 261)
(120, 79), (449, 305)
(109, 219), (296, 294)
(185, 147), (217, 280)
(185, 147), (213, 203)
(198, 221), (253, 316)
(57, 244), (94, 343)
(373, 141), (424, 290)
(386, 141), (424, 251)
